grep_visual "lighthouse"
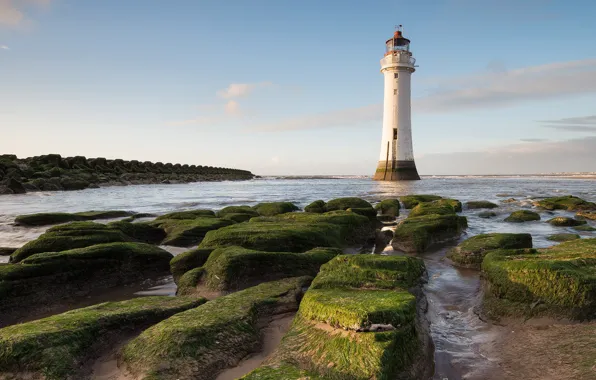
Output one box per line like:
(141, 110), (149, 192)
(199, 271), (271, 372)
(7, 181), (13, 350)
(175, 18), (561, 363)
(373, 27), (420, 181)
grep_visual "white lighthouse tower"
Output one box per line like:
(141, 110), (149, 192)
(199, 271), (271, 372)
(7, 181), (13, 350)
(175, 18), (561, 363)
(373, 27), (420, 181)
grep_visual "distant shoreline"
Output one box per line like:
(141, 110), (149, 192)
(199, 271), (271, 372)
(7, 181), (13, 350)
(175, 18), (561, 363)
(258, 174), (596, 180)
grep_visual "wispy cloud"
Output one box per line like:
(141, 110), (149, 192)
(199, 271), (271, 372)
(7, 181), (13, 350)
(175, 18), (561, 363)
(0, 0), (51, 28)
(541, 115), (596, 133)
(520, 138), (548, 143)
(249, 104), (382, 132)
(0, 45), (8, 49)
(216, 82), (272, 99)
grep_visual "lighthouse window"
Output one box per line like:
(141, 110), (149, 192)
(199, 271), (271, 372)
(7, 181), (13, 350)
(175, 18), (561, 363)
(393, 89), (397, 95)
(393, 129), (398, 140)
(394, 73), (399, 78)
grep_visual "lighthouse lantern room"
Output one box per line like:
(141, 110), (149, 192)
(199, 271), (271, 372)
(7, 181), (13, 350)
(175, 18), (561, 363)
(373, 26), (420, 181)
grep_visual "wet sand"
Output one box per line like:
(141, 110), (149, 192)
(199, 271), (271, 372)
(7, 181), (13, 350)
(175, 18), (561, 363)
(214, 313), (295, 380)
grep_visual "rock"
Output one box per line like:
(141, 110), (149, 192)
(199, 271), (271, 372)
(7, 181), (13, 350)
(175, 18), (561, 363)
(220, 212), (254, 223)
(482, 238), (596, 319)
(120, 277), (312, 380)
(0, 247), (17, 256)
(170, 248), (214, 282)
(574, 225), (596, 232)
(377, 214), (397, 223)
(399, 194), (442, 209)
(252, 201), (300, 216)
(447, 233), (533, 268)
(409, 201), (457, 217)
(374, 199), (400, 217)
(21, 181), (40, 191)
(504, 210), (541, 223)
(60, 177), (90, 191)
(347, 207), (378, 220)
(392, 214), (468, 253)
(325, 197), (373, 211)
(534, 195), (596, 211)
(478, 211), (498, 218)
(152, 217), (234, 247)
(155, 209), (216, 220)
(0, 178), (26, 194)
(577, 211), (596, 220)
(14, 210), (134, 227)
(304, 200), (326, 213)
(216, 205), (260, 218)
(0, 296), (204, 379)
(436, 198), (463, 212)
(547, 217), (587, 227)
(466, 200), (498, 209)
(107, 221), (167, 244)
(546, 233), (580, 242)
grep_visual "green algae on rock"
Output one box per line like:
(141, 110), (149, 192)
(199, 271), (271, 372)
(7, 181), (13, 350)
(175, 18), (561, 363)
(0, 247), (16, 256)
(325, 197), (373, 211)
(478, 211), (498, 218)
(546, 233), (581, 242)
(14, 210), (134, 227)
(120, 276), (312, 380)
(447, 233), (533, 268)
(409, 201), (457, 218)
(577, 211), (596, 220)
(216, 205), (260, 218)
(374, 199), (401, 217)
(574, 224), (596, 232)
(155, 209), (216, 220)
(347, 207), (378, 220)
(482, 238), (596, 320)
(435, 198), (463, 212)
(392, 214), (468, 253)
(10, 222), (134, 262)
(504, 210), (541, 223)
(547, 216), (587, 227)
(220, 212), (254, 223)
(152, 217), (234, 246)
(466, 200), (499, 209)
(304, 200), (326, 213)
(0, 296), (204, 380)
(399, 194), (442, 209)
(176, 246), (339, 296)
(241, 364), (325, 380)
(252, 201), (300, 216)
(170, 248), (214, 282)
(107, 220), (167, 244)
(534, 195), (596, 211)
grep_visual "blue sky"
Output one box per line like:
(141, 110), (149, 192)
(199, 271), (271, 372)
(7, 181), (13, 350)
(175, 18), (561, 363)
(1, 0), (595, 175)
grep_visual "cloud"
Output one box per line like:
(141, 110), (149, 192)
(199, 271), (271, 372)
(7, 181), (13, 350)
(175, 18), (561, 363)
(0, 45), (8, 49)
(415, 59), (596, 113)
(540, 115), (596, 133)
(0, 0), (50, 28)
(417, 136), (596, 175)
(249, 104), (382, 132)
(520, 138), (548, 143)
(216, 82), (272, 99)
(224, 100), (241, 115)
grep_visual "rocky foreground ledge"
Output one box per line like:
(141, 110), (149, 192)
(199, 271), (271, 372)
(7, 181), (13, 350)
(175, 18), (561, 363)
(0, 154), (254, 194)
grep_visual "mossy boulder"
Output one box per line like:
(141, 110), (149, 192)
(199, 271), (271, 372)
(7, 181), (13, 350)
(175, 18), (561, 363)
(0, 248), (16, 256)
(216, 205), (259, 218)
(304, 200), (326, 213)
(504, 210), (541, 223)
(547, 217), (587, 227)
(14, 210), (133, 227)
(347, 207), (377, 220)
(221, 212), (254, 223)
(435, 198), (462, 212)
(447, 233), (533, 268)
(325, 197), (373, 211)
(107, 220), (166, 244)
(242, 364), (325, 379)
(120, 276), (312, 380)
(399, 194), (442, 209)
(577, 211), (596, 221)
(547, 234), (580, 242)
(155, 209), (215, 220)
(176, 246), (339, 295)
(409, 201), (457, 217)
(252, 201), (300, 216)
(10, 222), (135, 262)
(0, 296), (204, 380)
(374, 199), (400, 217)
(535, 195), (596, 211)
(574, 225), (596, 232)
(466, 200), (498, 209)
(392, 214), (468, 253)
(170, 248), (214, 282)
(482, 238), (596, 319)
(478, 211), (498, 219)
(377, 214), (397, 223)
(152, 217), (234, 246)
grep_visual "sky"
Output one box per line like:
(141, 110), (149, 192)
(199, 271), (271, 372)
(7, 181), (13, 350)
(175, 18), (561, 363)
(1, 0), (596, 175)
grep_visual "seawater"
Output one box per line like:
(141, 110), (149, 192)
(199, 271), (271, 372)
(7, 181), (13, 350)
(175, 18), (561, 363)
(1, 176), (595, 380)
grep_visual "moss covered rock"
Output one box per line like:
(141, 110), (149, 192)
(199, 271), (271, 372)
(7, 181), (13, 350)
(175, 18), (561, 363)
(547, 217), (587, 227)
(535, 195), (596, 211)
(242, 364), (325, 379)
(10, 222), (134, 262)
(409, 201), (457, 217)
(392, 214), (468, 253)
(0, 247), (16, 256)
(221, 212), (254, 223)
(436, 198), (462, 212)
(466, 200), (498, 209)
(216, 205), (259, 218)
(252, 201), (299, 216)
(304, 200), (326, 213)
(546, 233), (580, 242)
(155, 209), (215, 220)
(577, 211), (596, 221)
(374, 199), (400, 217)
(325, 197), (373, 211)
(447, 233), (533, 268)
(574, 224), (596, 232)
(14, 210), (133, 227)
(152, 217), (234, 246)
(177, 246), (338, 296)
(0, 296), (204, 380)
(482, 238), (596, 319)
(478, 211), (498, 218)
(170, 248), (214, 282)
(120, 276), (312, 380)
(107, 220), (166, 244)
(504, 210), (541, 223)
(400, 194), (442, 209)
(347, 207), (377, 220)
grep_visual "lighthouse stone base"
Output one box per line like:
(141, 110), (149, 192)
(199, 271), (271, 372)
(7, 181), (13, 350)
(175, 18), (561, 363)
(373, 160), (421, 181)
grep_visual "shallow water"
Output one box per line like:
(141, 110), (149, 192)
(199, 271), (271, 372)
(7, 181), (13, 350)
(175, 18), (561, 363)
(1, 176), (595, 379)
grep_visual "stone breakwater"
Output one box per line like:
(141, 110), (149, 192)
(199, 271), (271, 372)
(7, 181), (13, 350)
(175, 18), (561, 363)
(0, 154), (254, 195)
